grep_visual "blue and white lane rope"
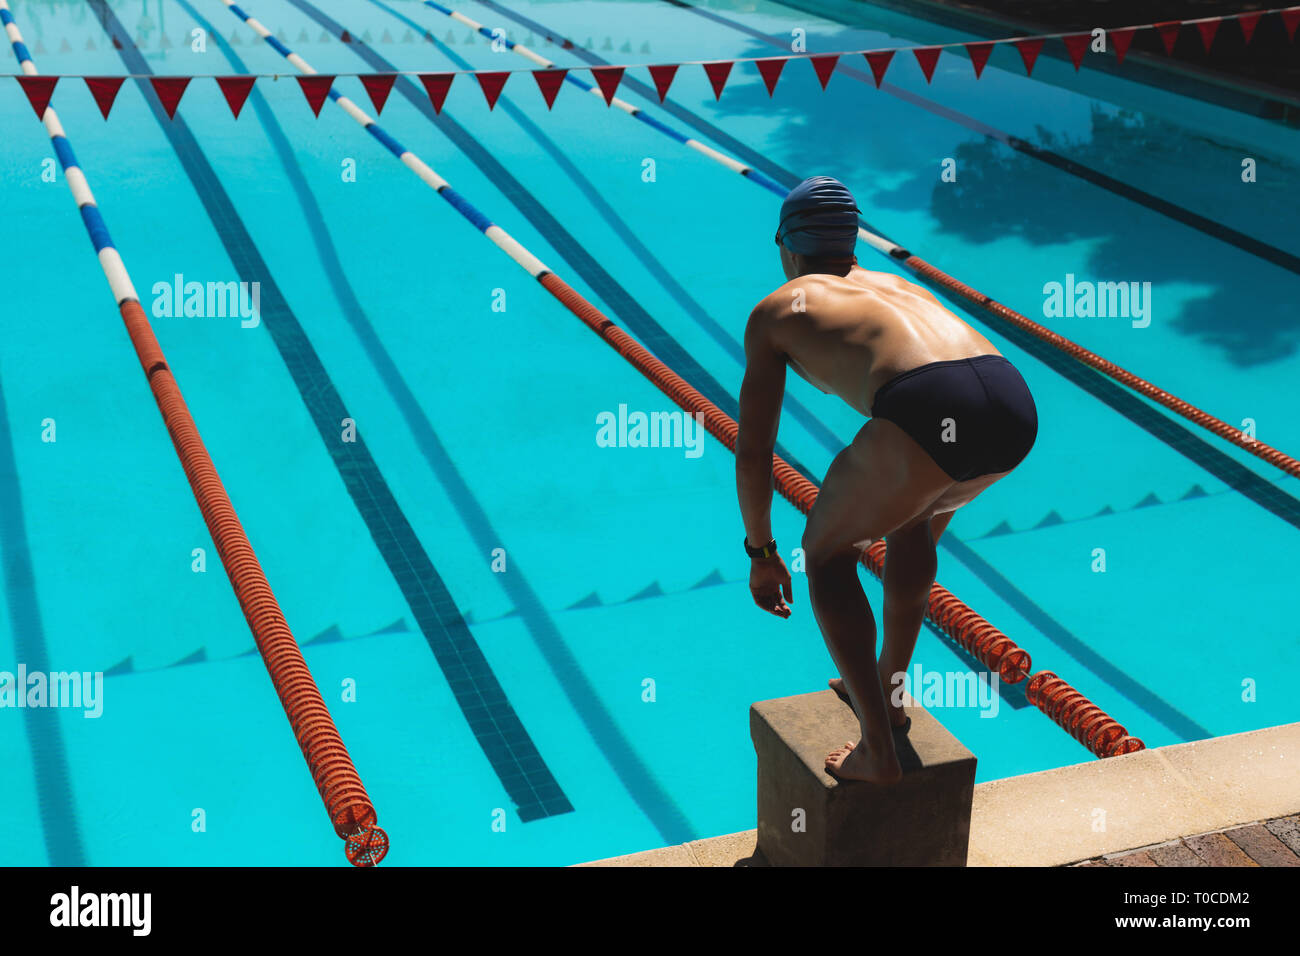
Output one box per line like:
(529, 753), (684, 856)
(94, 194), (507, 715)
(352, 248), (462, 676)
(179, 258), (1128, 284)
(420, 5), (771, 177)
(220, 1), (552, 279)
(416, 0), (901, 257)
(0, 1), (139, 304)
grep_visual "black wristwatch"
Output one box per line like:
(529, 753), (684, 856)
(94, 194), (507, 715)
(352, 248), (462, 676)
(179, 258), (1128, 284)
(744, 537), (778, 559)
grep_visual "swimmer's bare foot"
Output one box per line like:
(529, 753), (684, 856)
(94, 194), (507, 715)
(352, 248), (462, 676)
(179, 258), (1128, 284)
(828, 677), (910, 731)
(825, 740), (903, 785)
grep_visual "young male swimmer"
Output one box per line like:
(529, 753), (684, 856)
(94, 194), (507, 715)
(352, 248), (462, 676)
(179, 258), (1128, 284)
(736, 177), (1037, 785)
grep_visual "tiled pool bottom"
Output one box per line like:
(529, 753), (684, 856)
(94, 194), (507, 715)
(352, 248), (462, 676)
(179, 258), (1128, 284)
(578, 721), (1300, 866)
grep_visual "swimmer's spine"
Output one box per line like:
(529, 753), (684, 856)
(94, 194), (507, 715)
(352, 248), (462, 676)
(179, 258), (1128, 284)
(224, 0), (1143, 759)
(1, 0), (387, 867)
(429, 0), (1299, 480)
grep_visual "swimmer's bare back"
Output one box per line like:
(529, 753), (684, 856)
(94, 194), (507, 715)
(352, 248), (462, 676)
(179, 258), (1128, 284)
(751, 265), (1002, 417)
(737, 263), (1037, 578)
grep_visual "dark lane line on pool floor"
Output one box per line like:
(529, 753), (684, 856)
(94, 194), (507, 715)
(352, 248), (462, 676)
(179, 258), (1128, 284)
(660, 0), (1300, 276)
(0, 375), (87, 866)
(168, 0), (694, 845)
(88, 0), (572, 824)
(481, 0), (1300, 536)
(278, 0), (819, 489)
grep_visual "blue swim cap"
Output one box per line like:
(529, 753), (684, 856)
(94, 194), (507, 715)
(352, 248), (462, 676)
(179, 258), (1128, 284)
(776, 176), (860, 258)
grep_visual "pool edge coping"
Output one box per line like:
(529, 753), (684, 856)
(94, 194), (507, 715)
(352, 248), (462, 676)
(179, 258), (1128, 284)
(575, 719), (1300, 866)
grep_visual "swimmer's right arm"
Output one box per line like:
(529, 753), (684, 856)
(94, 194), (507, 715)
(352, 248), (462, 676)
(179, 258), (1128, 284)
(737, 303), (784, 545)
(737, 303), (793, 618)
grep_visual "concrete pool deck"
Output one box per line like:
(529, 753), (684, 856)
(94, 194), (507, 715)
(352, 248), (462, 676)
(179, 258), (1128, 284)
(578, 720), (1300, 867)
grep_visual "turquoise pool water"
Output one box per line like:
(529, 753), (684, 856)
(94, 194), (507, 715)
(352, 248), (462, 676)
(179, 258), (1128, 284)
(2, 0), (1298, 867)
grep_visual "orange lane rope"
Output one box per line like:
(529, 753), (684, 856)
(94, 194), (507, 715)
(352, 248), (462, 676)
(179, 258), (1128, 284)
(2, 0), (386, 866)
(119, 299), (389, 866)
(540, 272), (1145, 759)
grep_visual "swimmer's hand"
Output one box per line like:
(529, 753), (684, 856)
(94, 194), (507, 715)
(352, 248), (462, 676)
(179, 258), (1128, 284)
(749, 554), (793, 618)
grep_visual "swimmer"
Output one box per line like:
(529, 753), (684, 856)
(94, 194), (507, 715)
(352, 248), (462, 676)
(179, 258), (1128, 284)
(736, 177), (1037, 785)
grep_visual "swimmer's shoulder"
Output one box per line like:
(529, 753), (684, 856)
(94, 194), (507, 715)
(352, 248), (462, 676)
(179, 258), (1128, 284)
(751, 274), (848, 319)
(747, 279), (820, 343)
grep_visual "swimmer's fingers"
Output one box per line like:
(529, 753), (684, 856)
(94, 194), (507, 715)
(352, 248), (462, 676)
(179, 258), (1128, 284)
(750, 556), (792, 618)
(751, 588), (791, 618)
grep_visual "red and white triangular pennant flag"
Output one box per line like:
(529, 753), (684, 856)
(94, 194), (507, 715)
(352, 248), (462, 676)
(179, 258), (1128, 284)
(149, 77), (191, 119)
(419, 73), (454, 113)
(913, 46), (942, 82)
(359, 74), (397, 115)
(1238, 12), (1262, 44)
(810, 54), (838, 89)
(1013, 37), (1044, 75)
(755, 58), (786, 96)
(591, 66), (624, 105)
(1110, 27), (1137, 64)
(1282, 8), (1300, 42)
(647, 64), (678, 102)
(863, 50), (894, 87)
(296, 75), (334, 116)
(532, 68), (567, 109)
(215, 76), (256, 119)
(1061, 33), (1089, 70)
(84, 76), (125, 119)
(16, 75), (57, 119)
(1194, 18), (1221, 52)
(965, 42), (994, 79)
(1153, 21), (1182, 55)
(703, 60), (733, 100)
(475, 72), (509, 109)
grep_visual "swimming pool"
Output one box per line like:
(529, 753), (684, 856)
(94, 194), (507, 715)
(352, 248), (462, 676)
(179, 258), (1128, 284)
(2, 0), (1298, 867)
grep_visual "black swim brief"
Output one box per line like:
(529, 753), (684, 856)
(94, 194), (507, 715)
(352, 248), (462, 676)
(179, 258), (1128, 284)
(870, 355), (1038, 482)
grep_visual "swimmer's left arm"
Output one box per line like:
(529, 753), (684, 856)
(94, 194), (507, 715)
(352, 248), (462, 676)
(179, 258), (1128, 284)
(738, 302), (793, 618)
